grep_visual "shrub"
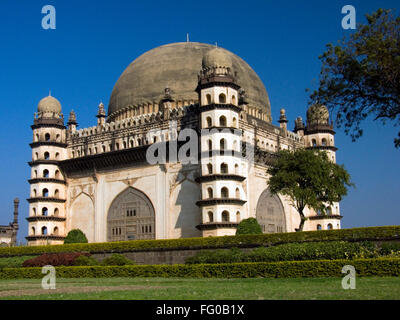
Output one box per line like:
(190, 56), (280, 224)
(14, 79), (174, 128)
(236, 218), (262, 235)
(72, 255), (99, 266)
(1, 258), (399, 279)
(185, 241), (380, 264)
(64, 229), (88, 244)
(185, 248), (245, 264)
(0, 256), (36, 268)
(22, 252), (90, 267)
(0, 226), (398, 258)
(379, 242), (400, 256)
(101, 254), (135, 266)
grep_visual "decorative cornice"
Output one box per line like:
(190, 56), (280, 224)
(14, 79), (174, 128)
(25, 235), (65, 241)
(309, 215), (343, 220)
(27, 197), (66, 204)
(28, 160), (60, 167)
(30, 141), (68, 148)
(28, 178), (66, 185)
(305, 124), (335, 135)
(199, 103), (242, 113)
(26, 216), (66, 222)
(306, 145), (338, 152)
(196, 222), (239, 230)
(196, 198), (247, 207)
(195, 174), (246, 183)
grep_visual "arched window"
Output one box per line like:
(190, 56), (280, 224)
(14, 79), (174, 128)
(42, 207), (48, 216)
(327, 223), (333, 230)
(35, 152), (39, 160)
(232, 117), (237, 127)
(42, 189), (49, 197)
(35, 134), (39, 141)
(207, 187), (213, 199)
(34, 170), (38, 178)
(222, 211), (229, 222)
(221, 187), (229, 198)
(206, 94), (212, 105)
(55, 170), (60, 179)
(317, 224), (322, 230)
(219, 116), (227, 127)
(43, 169), (49, 178)
(220, 139), (226, 152)
(32, 189), (37, 197)
(206, 117), (212, 128)
(44, 152), (50, 160)
(41, 226), (48, 235)
(236, 211), (241, 223)
(32, 208), (36, 216)
(208, 211), (214, 223)
(326, 207), (332, 215)
(45, 133), (51, 141)
(232, 95), (236, 105)
(208, 139), (212, 151)
(31, 227), (35, 235)
(220, 163), (228, 174)
(312, 139), (317, 147)
(235, 187), (240, 198)
(54, 189), (59, 198)
(53, 227), (59, 235)
(56, 134), (60, 142)
(130, 140), (134, 148)
(54, 208), (59, 216)
(207, 163), (213, 174)
(55, 152), (60, 160)
(322, 138), (327, 146)
(234, 164), (239, 174)
(219, 93), (226, 104)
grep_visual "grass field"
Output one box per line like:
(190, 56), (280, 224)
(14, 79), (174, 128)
(0, 277), (398, 300)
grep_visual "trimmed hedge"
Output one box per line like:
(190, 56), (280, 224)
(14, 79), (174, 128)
(22, 252), (90, 267)
(185, 241), (383, 264)
(0, 258), (399, 279)
(1, 225), (399, 258)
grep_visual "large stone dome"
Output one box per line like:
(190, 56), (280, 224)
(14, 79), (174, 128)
(37, 95), (62, 114)
(108, 42), (271, 120)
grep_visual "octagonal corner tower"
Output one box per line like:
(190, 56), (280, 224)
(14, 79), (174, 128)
(107, 42), (271, 122)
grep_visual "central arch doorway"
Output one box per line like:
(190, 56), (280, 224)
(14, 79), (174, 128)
(107, 187), (155, 241)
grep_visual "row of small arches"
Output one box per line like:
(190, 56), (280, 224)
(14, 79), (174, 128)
(205, 115), (237, 128)
(205, 163), (239, 175)
(204, 93), (235, 105)
(33, 169), (62, 179)
(206, 187), (241, 199)
(31, 188), (61, 198)
(207, 210), (241, 223)
(32, 207), (59, 216)
(317, 224), (335, 230)
(31, 226), (59, 236)
(34, 132), (62, 143)
(34, 151), (61, 161)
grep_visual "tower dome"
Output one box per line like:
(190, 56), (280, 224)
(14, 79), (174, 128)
(202, 47), (233, 69)
(37, 95), (62, 114)
(306, 103), (330, 125)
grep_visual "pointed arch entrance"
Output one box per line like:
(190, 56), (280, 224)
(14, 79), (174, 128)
(107, 187), (155, 241)
(256, 189), (286, 233)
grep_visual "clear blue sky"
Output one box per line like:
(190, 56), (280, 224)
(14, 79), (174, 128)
(0, 0), (398, 243)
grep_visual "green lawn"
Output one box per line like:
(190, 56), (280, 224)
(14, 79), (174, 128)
(0, 277), (398, 300)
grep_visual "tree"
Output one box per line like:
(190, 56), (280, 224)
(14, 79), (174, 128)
(309, 9), (400, 147)
(236, 218), (263, 235)
(267, 149), (353, 232)
(64, 229), (88, 244)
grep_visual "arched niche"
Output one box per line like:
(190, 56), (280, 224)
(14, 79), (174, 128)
(70, 193), (95, 242)
(256, 189), (287, 233)
(107, 187), (155, 241)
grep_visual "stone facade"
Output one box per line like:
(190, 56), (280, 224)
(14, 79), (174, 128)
(26, 42), (342, 245)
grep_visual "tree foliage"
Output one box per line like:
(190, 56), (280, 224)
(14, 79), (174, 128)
(64, 229), (88, 244)
(236, 218), (263, 235)
(267, 149), (353, 231)
(310, 9), (400, 147)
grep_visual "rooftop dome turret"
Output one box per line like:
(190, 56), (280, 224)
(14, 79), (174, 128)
(37, 95), (62, 114)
